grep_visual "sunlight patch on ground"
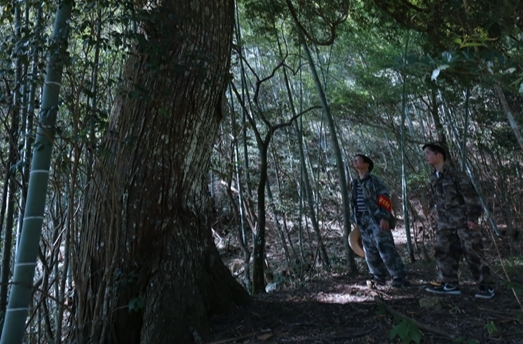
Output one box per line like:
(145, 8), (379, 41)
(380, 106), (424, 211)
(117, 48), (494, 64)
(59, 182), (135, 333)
(311, 284), (417, 304)
(313, 286), (373, 303)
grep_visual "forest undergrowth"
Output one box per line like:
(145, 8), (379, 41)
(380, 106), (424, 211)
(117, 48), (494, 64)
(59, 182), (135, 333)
(206, 220), (523, 344)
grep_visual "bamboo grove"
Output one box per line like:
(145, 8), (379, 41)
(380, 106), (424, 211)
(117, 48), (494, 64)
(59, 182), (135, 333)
(0, 0), (522, 342)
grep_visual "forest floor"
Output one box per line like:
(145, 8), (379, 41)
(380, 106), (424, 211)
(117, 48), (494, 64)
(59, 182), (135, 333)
(204, 225), (523, 344)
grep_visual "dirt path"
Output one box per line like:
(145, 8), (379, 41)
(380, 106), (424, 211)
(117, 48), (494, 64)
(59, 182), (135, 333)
(207, 221), (523, 343)
(205, 269), (522, 344)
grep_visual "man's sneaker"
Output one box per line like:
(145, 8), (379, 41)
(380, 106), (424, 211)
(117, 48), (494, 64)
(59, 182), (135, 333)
(475, 285), (495, 299)
(426, 283), (461, 295)
(372, 276), (386, 285)
(391, 278), (411, 288)
(366, 276), (386, 289)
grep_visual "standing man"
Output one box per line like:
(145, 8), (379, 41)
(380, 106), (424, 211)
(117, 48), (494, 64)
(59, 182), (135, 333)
(349, 154), (408, 288)
(423, 143), (494, 299)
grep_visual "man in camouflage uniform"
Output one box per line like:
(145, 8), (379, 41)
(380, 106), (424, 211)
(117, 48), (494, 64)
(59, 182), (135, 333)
(423, 143), (494, 299)
(349, 154), (408, 288)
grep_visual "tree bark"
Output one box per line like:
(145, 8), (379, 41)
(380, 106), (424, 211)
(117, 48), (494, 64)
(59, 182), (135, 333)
(74, 1), (249, 343)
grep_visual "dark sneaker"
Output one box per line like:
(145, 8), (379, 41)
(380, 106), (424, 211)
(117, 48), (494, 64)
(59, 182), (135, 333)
(366, 276), (386, 289)
(391, 279), (411, 288)
(475, 285), (495, 299)
(426, 283), (461, 295)
(372, 276), (386, 285)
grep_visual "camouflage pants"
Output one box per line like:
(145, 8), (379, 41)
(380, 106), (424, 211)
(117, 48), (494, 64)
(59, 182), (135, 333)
(357, 213), (406, 281)
(434, 227), (490, 285)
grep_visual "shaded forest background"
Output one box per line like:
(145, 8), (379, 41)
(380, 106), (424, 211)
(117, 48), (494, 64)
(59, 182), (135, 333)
(0, 0), (523, 343)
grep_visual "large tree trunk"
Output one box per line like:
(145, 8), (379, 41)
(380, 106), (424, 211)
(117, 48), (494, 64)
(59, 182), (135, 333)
(74, 1), (249, 343)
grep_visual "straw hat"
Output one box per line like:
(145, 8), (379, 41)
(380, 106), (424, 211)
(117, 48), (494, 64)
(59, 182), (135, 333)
(349, 226), (365, 257)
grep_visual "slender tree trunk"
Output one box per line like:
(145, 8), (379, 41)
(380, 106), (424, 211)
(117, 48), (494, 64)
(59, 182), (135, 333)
(229, 89), (252, 291)
(0, 149), (18, 334)
(296, 122), (330, 266)
(1, 0), (21, 336)
(252, 140), (270, 294)
(233, 6), (254, 200)
(75, 2), (249, 343)
(275, 33), (329, 271)
(19, 5), (42, 238)
(400, 34), (414, 262)
(271, 144), (299, 261)
(294, 23), (352, 272)
(0, 176), (17, 332)
(86, 7), (103, 179)
(0, 5), (23, 327)
(297, 119), (307, 263)
(430, 86), (447, 147)
(274, 144), (299, 262)
(266, 178), (291, 266)
(0, 104), (21, 334)
(231, 70), (316, 293)
(0, 2), (73, 343)
(441, 101), (502, 237)
(494, 84), (523, 152)
(461, 87), (470, 167)
(54, 117), (80, 344)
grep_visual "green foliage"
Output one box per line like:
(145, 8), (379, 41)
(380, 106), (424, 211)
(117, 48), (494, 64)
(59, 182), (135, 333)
(406, 172), (429, 195)
(243, 0), (286, 38)
(504, 280), (523, 296)
(389, 318), (422, 344)
(500, 256), (523, 280)
(484, 321), (498, 336)
(128, 296), (145, 312)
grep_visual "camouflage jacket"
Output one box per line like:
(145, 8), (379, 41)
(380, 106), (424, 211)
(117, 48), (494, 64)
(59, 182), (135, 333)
(349, 173), (393, 224)
(430, 163), (482, 230)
